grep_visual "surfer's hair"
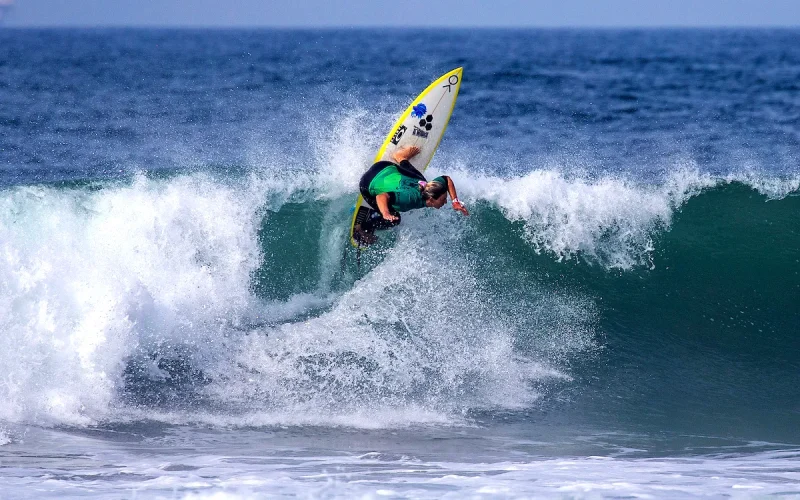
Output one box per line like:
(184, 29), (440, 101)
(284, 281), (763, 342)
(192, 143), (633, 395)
(420, 180), (447, 201)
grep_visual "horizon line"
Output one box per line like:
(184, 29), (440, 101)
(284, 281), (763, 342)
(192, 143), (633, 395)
(3, 24), (800, 30)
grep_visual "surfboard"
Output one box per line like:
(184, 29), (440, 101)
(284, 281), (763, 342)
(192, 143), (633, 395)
(349, 67), (463, 248)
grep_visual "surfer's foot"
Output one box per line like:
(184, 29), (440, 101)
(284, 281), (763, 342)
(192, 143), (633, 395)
(393, 145), (421, 163)
(354, 225), (377, 245)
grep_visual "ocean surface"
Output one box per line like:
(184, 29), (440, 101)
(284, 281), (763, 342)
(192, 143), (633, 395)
(1, 28), (799, 498)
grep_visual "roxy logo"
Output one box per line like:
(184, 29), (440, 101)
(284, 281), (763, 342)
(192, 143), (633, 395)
(390, 125), (407, 145)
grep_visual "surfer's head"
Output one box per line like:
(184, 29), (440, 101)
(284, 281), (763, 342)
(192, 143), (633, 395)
(421, 180), (448, 208)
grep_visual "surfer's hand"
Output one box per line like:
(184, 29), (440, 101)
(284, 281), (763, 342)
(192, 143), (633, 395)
(393, 145), (421, 162)
(452, 200), (469, 216)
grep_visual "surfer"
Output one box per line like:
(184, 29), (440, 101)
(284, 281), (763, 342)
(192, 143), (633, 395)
(354, 145), (468, 244)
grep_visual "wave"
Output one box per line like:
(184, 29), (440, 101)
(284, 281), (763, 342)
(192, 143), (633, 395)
(0, 165), (797, 428)
(458, 166), (800, 269)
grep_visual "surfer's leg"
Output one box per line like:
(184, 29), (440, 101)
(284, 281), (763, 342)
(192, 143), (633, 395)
(359, 161), (396, 209)
(395, 159), (426, 182)
(355, 161), (401, 244)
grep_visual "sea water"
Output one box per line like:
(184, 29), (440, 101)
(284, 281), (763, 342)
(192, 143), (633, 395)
(1, 28), (799, 498)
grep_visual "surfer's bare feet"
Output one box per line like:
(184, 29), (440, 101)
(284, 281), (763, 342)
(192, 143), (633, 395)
(393, 145), (421, 163)
(354, 224), (377, 245)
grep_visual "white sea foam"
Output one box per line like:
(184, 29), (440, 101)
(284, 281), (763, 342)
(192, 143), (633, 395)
(2, 433), (797, 500)
(198, 226), (585, 425)
(447, 165), (709, 269)
(443, 160), (799, 269)
(724, 169), (800, 199)
(0, 174), (265, 425)
(0, 170), (593, 428)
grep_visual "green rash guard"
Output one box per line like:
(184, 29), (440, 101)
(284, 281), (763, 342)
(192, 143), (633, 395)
(368, 166), (447, 212)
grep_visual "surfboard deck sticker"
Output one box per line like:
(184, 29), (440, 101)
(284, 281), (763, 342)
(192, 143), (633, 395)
(349, 67), (463, 248)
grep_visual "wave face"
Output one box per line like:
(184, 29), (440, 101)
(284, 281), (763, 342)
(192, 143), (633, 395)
(0, 170), (598, 427)
(0, 29), (799, 443)
(1, 167), (798, 436)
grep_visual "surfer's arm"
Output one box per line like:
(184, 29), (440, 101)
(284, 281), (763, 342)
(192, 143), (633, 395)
(443, 176), (469, 216)
(375, 193), (399, 221)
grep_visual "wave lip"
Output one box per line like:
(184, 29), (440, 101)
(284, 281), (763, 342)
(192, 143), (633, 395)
(457, 166), (798, 269)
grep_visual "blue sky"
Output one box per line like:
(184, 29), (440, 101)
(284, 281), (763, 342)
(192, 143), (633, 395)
(3, 0), (800, 27)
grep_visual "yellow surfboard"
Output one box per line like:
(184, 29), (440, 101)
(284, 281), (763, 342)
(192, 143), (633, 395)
(349, 68), (463, 248)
